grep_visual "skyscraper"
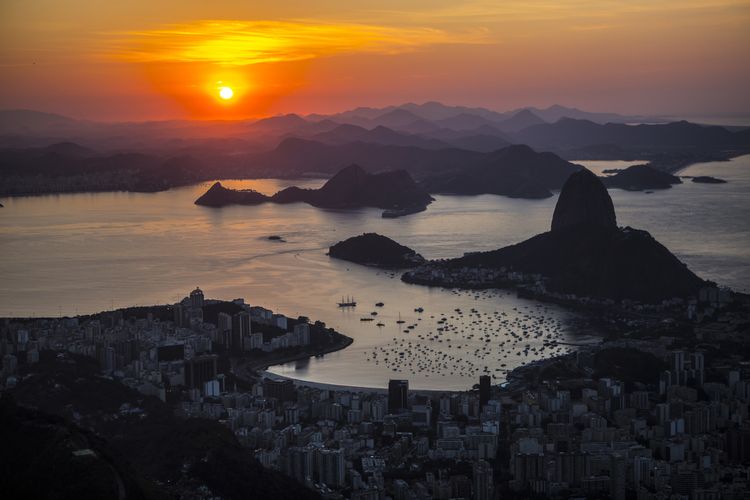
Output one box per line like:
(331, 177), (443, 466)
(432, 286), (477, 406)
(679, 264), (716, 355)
(388, 379), (409, 413)
(479, 375), (491, 408)
(231, 311), (251, 353)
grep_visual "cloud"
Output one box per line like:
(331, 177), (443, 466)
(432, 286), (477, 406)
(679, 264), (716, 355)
(106, 19), (490, 66)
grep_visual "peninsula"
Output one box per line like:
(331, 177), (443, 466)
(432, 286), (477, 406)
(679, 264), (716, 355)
(403, 169), (706, 303)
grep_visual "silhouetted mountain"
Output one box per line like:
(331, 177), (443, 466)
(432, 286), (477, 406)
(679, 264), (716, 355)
(398, 101), (510, 121)
(602, 164), (682, 191)
(494, 109), (547, 132)
(194, 182), (268, 207)
(442, 134), (511, 153)
(196, 164), (433, 211)
(255, 137), (486, 178)
(513, 118), (746, 151)
(273, 164), (434, 209)
(410, 169), (706, 301)
(329, 233), (425, 267)
(311, 124), (447, 149)
(510, 104), (665, 124)
(370, 109), (425, 129)
(421, 145), (580, 198)
(434, 113), (501, 131)
(551, 169), (617, 232)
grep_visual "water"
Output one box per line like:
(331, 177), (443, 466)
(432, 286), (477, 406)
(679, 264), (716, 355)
(1, 155), (748, 389)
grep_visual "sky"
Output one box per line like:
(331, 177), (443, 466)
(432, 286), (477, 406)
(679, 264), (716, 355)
(1, 0), (749, 121)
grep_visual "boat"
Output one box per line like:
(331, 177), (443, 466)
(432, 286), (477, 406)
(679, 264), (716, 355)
(414, 307), (424, 313)
(375, 302), (384, 307)
(370, 311), (378, 316)
(338, 296), (357, 307)
(360, 317), (374, 322)
(376, 322), (385, 327)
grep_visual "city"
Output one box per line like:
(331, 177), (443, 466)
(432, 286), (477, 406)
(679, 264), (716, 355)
(2, 286), (749, 499)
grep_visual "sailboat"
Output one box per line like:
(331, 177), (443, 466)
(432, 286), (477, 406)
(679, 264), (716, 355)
(338, 296), (357, 307)
(396, 312), (405, 324)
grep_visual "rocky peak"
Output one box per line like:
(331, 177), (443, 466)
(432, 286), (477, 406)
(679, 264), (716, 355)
(551, 168), (616, 233)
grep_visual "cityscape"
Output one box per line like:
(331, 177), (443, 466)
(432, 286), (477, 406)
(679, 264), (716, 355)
(3, 283), (749, 499)
(1, 1), (749, 499)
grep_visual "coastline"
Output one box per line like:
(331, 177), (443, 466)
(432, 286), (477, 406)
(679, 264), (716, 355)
(232, 334), (354, 378)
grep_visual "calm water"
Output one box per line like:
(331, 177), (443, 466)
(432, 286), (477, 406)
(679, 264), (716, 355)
(1, 155), (748, 389)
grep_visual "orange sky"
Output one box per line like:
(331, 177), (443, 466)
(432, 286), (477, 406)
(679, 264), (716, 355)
(1, 0), (749, 121)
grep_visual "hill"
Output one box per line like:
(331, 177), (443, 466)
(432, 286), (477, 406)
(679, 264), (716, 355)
(421, 145), (581, 198)
(602, 164), (682, 191)
(329, 233), (425, 267)
(196, 164), (434, 213)
(6, 352), (320, 500)
(405, 169), (706, 302)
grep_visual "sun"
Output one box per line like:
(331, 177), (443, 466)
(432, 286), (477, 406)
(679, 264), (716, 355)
(218, 86), (234, 100)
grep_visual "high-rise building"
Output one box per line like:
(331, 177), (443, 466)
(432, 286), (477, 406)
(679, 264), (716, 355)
(184, 354), (218, 390)
(473, 459), (494, 500)
(263, 378), (296, 402)
(610, 454), (626, 500)
(388, 379), (409, 413)
(316, 448), (345, 487)
(231, 311), (251, 353)
(479, 375), (491, 408)
(189, 287), (205, 309)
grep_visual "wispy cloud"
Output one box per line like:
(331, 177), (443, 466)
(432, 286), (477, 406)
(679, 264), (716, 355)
(106, 19), (491, 66)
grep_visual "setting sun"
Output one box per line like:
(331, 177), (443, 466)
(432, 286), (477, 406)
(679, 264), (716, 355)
(218, 86), (234, 100)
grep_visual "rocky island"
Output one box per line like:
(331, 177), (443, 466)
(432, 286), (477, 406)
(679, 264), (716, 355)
(602, 164), (681, 191)
(403, 169), (706, 302)
(328, 233), (425, 268)
(691, 175), (727, 184)
(196, 164), (433, 216)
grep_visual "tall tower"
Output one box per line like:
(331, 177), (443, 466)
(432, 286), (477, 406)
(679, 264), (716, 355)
(190, 287), (205, 309)
(479, 375), (491, 409)
(388, 379), (409, 413)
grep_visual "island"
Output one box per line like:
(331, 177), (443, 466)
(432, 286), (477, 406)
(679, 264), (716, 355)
(196, 164), (433, 217)
(602, 164), (682, 191)
(194, 182), (268, 207)
(691, 175), (728, 184)
(403, 169), (706, 303)
(328, 233), (425, 268)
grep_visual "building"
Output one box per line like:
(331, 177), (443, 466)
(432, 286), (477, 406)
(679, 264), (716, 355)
(479, 375), (491, 409)
(190, 287), (205, 309)
(184, 354), (218, 390)
(264, 378), (296, 402)
(316, 448), (345, 487)
(231, 311), (251, 353)
(388, 379), (409, 413)
(473, 459), (494, 500)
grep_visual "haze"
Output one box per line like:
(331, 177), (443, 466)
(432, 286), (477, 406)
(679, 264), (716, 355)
(1, 0), (749, 121)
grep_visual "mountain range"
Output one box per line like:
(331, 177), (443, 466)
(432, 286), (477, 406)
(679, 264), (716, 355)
(1, 103), (748, 197)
